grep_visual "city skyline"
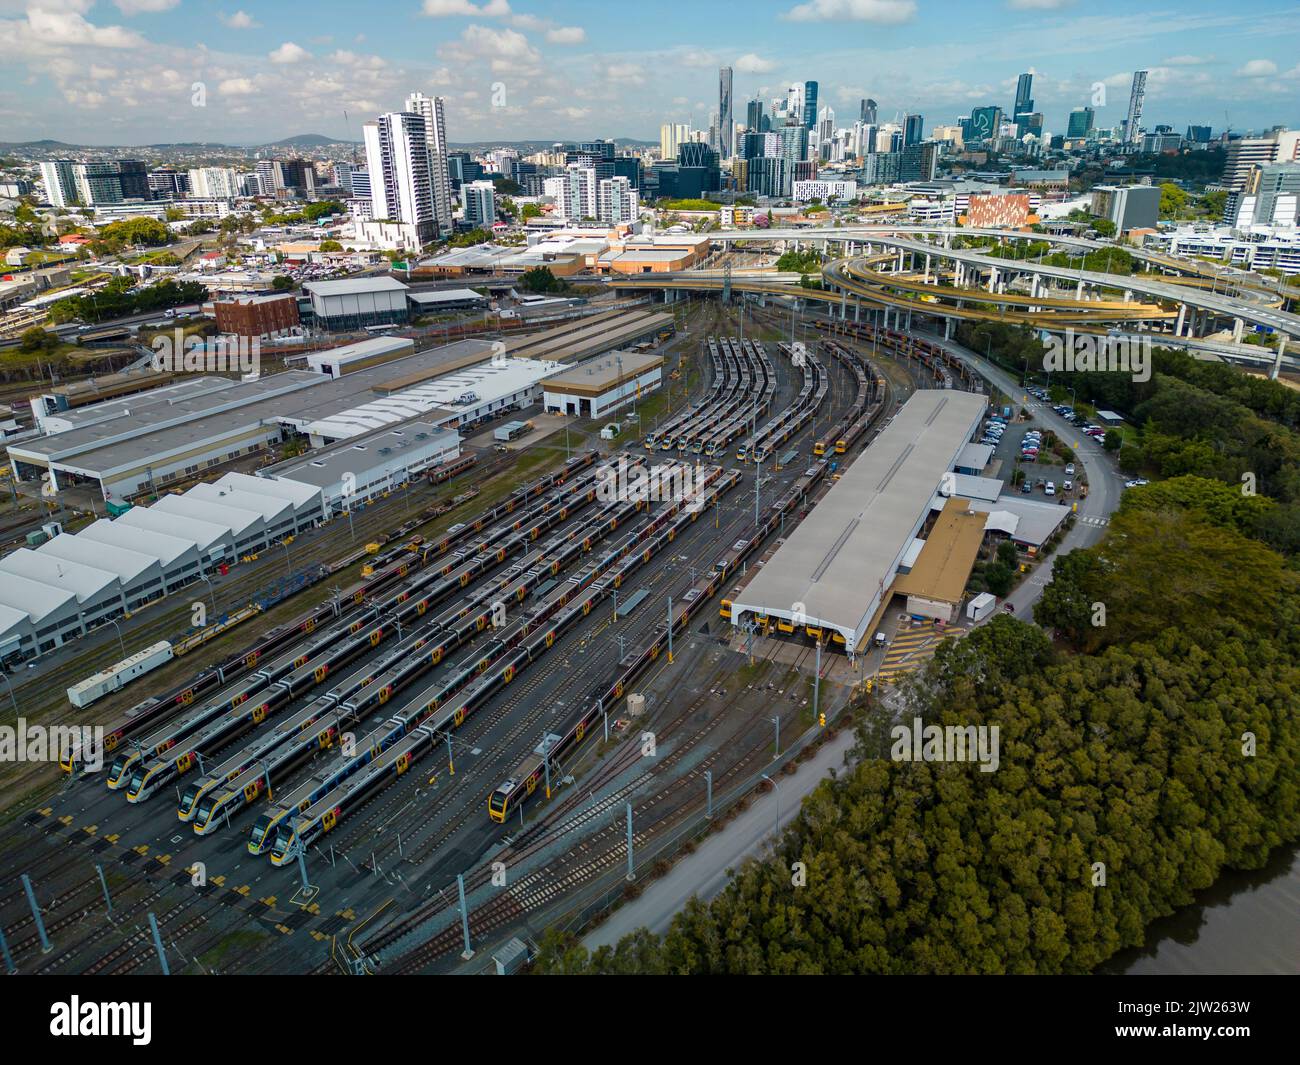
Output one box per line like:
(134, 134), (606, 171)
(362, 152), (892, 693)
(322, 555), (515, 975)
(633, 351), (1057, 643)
(0, 0), (1298, 146)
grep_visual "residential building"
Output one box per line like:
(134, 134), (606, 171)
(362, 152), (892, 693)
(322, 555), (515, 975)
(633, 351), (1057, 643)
(461, 180), (496, 228)
(363, 111), (436, 243)
(405, 91), (453, 236)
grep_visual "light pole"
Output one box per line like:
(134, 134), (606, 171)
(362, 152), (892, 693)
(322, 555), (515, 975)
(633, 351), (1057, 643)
(197, 573), (218, 619)
(277, 537), (292, 577)
(761, 772), (781, 836)
(0, 671), (17, 715)
(104, 617), (126, 660)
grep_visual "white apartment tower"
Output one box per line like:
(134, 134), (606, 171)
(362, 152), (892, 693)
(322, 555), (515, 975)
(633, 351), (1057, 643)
(363, 111), (436, 243)
(545, 164), (598, 221)
(461, 180), (496, 228)
(598, 176), (638, 224)
(659, 123), (691, 160)
(187, 167), (240, 199)
(404, 92), (453, 236)
(39, 161), (77, 207)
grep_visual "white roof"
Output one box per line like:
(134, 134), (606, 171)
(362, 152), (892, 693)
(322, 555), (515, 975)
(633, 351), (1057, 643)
(187, 483), (293, 525)
(732, 390), (986, 649)
(957, 442), (993, 469)
(900, 537), (926, 569)
(78, 517), (197, 567)
(0, 548), (120, 605)
(305, 276), (408, 297)
(303, 356), (559, 441)
(116, 505), (230, 554)
(957, 497), (1071, 547)
(941, 473), (1005, 503)
(215, 471), (323, 511)
(408, 288), (488, 304)
(37, 533), (158, 585)
(0, 602), (33, 643)
(152, 494), (262, 538)
(0, 572), (76, 623)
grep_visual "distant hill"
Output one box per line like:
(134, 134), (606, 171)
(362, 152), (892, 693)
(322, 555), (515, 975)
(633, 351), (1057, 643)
(260, 134), (352, 148)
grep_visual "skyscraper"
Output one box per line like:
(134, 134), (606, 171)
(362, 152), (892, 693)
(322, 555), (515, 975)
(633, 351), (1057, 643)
(746, 99), (764, 132)
(1014, 73), (1033, 119)
(861, 99), (877, 126)
(461, 180), (496, 228)
(1124, 70), (1148, 146)
(802, 81), (819, 131)
(598, 176), (638, 224)
(1067, 107), (1095, 140)
(363, 111), (436, 242)
(39, 161), (77, 207)
(903, 114), (924, 147)
(718, 67), (734, 160)
(659, 123), (691, 160)
(405, 92), (453, 236)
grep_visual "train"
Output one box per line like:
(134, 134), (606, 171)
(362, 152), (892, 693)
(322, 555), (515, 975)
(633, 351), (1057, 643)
(66, 641), (173, 709)
(265, 464), (738, 862)
(489, 460), (831, 824)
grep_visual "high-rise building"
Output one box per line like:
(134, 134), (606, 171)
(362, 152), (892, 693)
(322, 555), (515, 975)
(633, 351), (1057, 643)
(1066, 107), (1095, 140)
(187, 167), (240, 199)
(363, 111), (436, 242)
(1222, 131), (1300, 188)
(545, 164), (598, 221)
(148, 168), (189, 200)
(39, 161), (78, 207)
(718, 67), (734, 159)
(1123, 70), (1148, 145)
(1013, 73), (1034, 120)
(900, 143), (937, 182)
(817, 106), (836, 159)
(802, 81), (819, 131)
(746, 156), (787, 198)
(1186, 125), (1213, 144)
(1228, 162), (1300, 227)
(405, 92), (453, 236)
(72, 162), (122, 206)
(461, 180), (496, 228)
(903, 114), (924, 147)
(969, 106), (1002, 142)
(598, 176), (638, 224)
(1091, 184), (1159, 232)
(117, 160), (149, 201)
(746, 99), (764, 132)
(861, 99), (878, 126)
(660, 123), (691, 160)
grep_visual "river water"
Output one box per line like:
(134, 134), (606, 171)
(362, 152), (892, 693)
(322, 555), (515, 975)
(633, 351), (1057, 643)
(1100, 842), (1300, 975)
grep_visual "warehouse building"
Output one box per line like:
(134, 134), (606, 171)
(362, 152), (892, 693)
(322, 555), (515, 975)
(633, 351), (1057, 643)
(306, 336), (416, 378)
(187, 482), (297, 543)
(730, 390), (986, 654)
(268, 421), (460, 512)
(117, 504), (234, 564)
(542, 350), (664, 418)
(150, 494), (266, 558)
(76, 519), (203, 594)
(407, 288), (489, 314)
(889, 498), (988, 623)
(37, 532), (165, 611)
(0, 549), (126, 629)
(304, 276), (410, 331)
(0, 576), (79, 657)
(213, 293), (300, 339)
(213, 471), (323, 527)
(0, 603), (34, 662)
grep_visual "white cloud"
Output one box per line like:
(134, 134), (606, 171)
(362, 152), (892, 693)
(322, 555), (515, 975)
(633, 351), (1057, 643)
(735, 53), (775, 74)
(114, 0), (179, 13)
(1006, 0), (1073, 9)
(329, 49), (386, 69)
(8, 8), (146, 49)
(1236, 58), (1277, 77)
(1162, 54), (1212, 66)
(422, 0), (511, 16)
(220, 10), (258, 29)
(679, 50), (719, 68)
(439, 24), (540, 75)
(546, 26), (585, 44)
(603, 62), (645, 85)
(269, 41), (310, 64)
(218, 77), (256, 95)
(782, 0), (916, 23)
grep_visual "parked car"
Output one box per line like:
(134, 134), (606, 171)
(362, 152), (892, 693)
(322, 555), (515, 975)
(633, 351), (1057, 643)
(1044, 482), (1056, 496)
(1063, 479), (1073, 491)
(1020, 481), (1033, 494)
(1065, 464), (1075, 476)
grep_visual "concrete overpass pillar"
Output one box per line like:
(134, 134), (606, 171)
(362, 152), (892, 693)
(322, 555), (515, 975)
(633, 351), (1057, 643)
(944, 316), (953, 340)
(1076, 280), (1085, 300)
(897, 249), (905, 272)
(854, 298), (861, 323)
(1233, 318), (1245, 344)
(1175, 304), (1186, 337)
(988, 268), (998, 294)
(906, 309), (913, 332)
(1271, 338), (1288, 380)
(840, 291), (846, 320)
(924, 254), (931, 283)
(1123, 290), (1133, 303)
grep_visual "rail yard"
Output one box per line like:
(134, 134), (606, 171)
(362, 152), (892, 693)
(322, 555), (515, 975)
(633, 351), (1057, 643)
(0, 297), (992, 975)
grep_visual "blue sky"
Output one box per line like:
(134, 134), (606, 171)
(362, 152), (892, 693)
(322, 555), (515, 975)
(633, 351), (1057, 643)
(0, 0), (1297, 145)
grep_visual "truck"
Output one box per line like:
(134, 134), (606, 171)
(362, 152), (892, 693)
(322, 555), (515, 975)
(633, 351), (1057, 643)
(106, 498), (133, 517)
(966, 592), (997, 624)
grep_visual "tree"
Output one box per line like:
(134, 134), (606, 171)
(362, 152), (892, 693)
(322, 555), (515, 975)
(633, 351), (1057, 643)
(318, 239), (343, 252)
(521, 203), (542, 220)
(1103, 429), (1122, 452)
(519, 266), (567, 294)
(1159, 182), (1190, 219)
(271, 275), (297, 291)
(18, 327), (59, 354)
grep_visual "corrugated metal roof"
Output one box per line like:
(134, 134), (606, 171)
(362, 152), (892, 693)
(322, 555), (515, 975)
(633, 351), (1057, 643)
(78, 518), (198, 568)
(37, 533), (159, 584)
(732, 390), (986, 648)
(0, 548), (120, 604)
(305, 276), (409, 297)
(0, 574), (75, 624)
(116, 505), (229, 553)
(187, 483), (293, 525)
(152, 495), (262, 538)
(217, 471), (322, 510)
